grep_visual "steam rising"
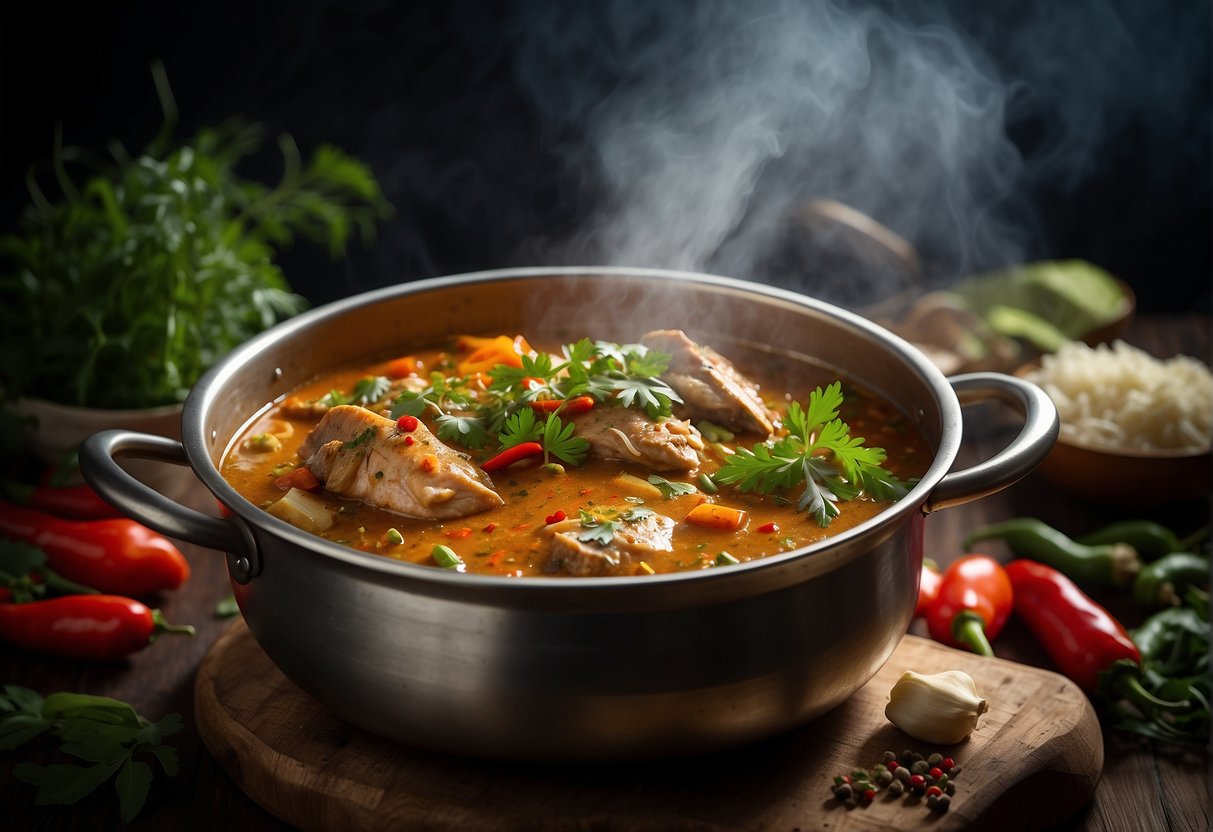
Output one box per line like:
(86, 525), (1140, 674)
(503, 0), (1207, 306)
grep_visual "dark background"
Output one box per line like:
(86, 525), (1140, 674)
(2, 0), (1209, 312)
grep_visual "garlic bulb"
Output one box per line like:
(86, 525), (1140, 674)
(885, 669), (988, 745)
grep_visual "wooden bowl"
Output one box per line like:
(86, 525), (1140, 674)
(1035, 434), (1211, 507)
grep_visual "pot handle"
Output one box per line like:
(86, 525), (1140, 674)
(924, 372), (1059, 513)
(79, 430), (258, 564)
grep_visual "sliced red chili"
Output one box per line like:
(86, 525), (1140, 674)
(545, 509), (567, 525)
(396, 414), (419, 432)
(528, 395), (596, 416)
(756, 521), (779, 534)
(481, 442), (543, 473)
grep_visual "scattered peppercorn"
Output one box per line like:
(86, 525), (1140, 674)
(831, 749), (962, 814)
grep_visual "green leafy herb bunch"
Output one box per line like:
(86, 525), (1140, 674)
(0, 62), (392, 409)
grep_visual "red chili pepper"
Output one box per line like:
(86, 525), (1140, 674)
(755, 521), (779, 534)
(924, 554), (1013, 656)
(3, 480), (123, 520)
(915, 558), (943, 618)
(1004, 559), (1138, 691)
(396, 414), (419, 432)
(545, 509), (567, 525)
(0, 594), (194, 660)
(1005, 559), (1191, 723)
(0, 500), (190, 596)
(481, 442), (544, 473)
(528, 395), (596, 416)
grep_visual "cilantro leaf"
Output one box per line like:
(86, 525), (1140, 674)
(389, 391), (429, 419)
(621, 506), (656, 522)
(715, 382), (914, 526)
(434, 414), (489, 449)
(318, 389), (352, 408)
(609, 376), (682, 419)
(350, 375), (391, 405)
(499, 407), (543, 448)
(542, 413), (590, 466)
(577, 511), (618, 546)
(646, 475), (697, 499)
(624, 347), (671, 379)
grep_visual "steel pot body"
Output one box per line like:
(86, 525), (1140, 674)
(81, 268), (1057, 758)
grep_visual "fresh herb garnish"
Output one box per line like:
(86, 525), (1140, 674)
(647, 475), (697, 499)
(498, 407), (544, 448)
(541, 413), (590, 466)
(621, 506), (656, 522)
(433, 413), (489, 449)
(577, 510), (619, 546)
(0, 66), (390, 409)
(715, 382), (913, 526)
(341, 427), (375, 451)
(1, 685), (183, 822)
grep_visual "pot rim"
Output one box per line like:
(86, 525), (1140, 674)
(184, 266), (961, 590)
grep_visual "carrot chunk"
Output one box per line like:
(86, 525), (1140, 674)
(684, 502), (749, 531)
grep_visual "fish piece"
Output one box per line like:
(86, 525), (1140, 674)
(641, 329), (775, 436)
(298, 405), (503, 519)
(573, 407), (704, 472)
(543, 511), (676, 576)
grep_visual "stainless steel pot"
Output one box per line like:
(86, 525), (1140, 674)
(80, 268), (1057, 759)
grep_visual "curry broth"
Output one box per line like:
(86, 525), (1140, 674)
(222, 338), (931, 576)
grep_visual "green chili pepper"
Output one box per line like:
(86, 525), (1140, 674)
(964, 517), (1142, 587)
(1098, 659), (1191, 714)
(1132, 552), (1210, 609)
(1076, 520), (1181, 561)
(1131, 607), (1206, 661)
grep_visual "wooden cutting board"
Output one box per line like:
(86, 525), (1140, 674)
(195, 620), (1102, 831)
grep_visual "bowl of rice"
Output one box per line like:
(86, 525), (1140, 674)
(1022, 340), (1212, 506)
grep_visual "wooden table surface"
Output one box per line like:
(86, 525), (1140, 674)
(2, 314), (1209, 831)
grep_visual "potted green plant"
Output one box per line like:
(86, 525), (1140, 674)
(0, 64), (390, 487)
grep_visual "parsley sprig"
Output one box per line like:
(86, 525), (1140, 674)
(499, 408), (589, 466)
(382, 337), (685, 460)
(2, 685), (183, 822)
(390, 372), (490, 449)
(715, 382), (913, 526)
(320, 375), (393, 410)
(575, 506), (656, 547)
(0, 65), (390, 409)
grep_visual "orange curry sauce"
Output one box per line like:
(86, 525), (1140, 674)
(222, 337), (931, 577)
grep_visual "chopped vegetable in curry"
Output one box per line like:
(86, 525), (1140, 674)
(222, 330), (929, 576)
